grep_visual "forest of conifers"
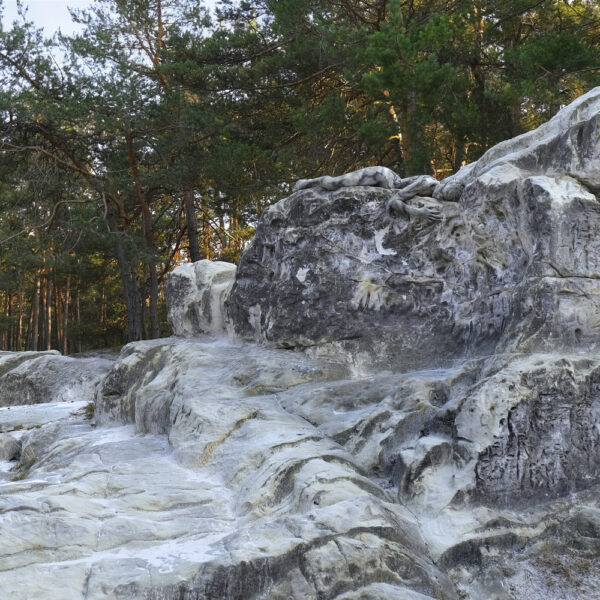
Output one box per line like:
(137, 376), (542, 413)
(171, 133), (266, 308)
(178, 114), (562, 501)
(0, 0), (599, 352)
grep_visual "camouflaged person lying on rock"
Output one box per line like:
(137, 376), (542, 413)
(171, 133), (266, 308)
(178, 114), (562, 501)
(294, 166), (445, 223)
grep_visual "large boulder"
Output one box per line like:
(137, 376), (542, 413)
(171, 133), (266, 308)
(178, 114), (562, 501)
(166, 259), (236, 336)
(0, 351), (114, 406)
(227, 87), (600, 371)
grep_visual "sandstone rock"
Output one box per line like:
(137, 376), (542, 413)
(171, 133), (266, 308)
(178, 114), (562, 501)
(0, 351), (114, 407)
(2, 337), (455, 600)
(0, 433), (20, 461)
(5, 337), (600, 599)
(227, 87), (600, 371)
(166, 259), (236, 336)
(274, 349), (600, 599)
(435, 86), (600, 200)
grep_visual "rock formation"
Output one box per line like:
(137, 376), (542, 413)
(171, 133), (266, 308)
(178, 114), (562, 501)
(166, 259), (236, 336)
(3, 89), (600, 600)
(227, 87), (600, 372)
(0, 350), (114, 406)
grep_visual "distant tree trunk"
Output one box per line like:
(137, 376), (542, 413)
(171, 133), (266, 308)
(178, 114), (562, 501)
(126, 133), (159, 339)
(148, 265), (159, 339)
(184, 190), (201, 262)
(100, 286), (106, 326)
(1, 292), (7, 350)
(106, 208), (144, 342)
(55, 282), (63, 353)
(63, 275), (71, 355)
(7, 293), (13, 351)
(17, 292), (24, 351)
(76, 291), (82, 353)
(32, 274), (41, 350)
(28, 273), (41, 351)
(203, 212), (210, 260)
(43, 276), (53, 350)
(118, 242), (144, 342)
(41, 278), (47, 349)
(46, 279), (53, 351)
(26, 302), (34, 350)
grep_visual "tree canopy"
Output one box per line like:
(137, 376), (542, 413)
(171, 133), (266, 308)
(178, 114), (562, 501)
(1, 0), (599, 352)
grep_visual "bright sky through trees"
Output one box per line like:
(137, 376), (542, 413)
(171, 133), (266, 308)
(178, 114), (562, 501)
(2, 0), (90, 34)
(1, 0), (216, 34)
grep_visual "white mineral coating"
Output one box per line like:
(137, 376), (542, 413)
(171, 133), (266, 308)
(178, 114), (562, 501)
(227, 87), (600, 371)
(0, 351), (114, 407)
(166, 259), (237, 336)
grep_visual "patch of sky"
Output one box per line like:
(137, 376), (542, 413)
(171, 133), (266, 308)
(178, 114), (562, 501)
(1, 0), (217, 36)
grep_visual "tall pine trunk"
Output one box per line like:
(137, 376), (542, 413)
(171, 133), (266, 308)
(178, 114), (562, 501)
(17, 292), (24, 351)
(28, 273), (41, 351)
(184, 190), (201, 262)
(126, 133), (159, 339)
(63, 275), (71, 355)
(76, 291), (82, 353)
(107, 208), (144, 342)
(1, 292), (7, 350)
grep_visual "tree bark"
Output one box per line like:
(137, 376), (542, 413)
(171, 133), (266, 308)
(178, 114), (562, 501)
(1, 292), (7, 350)
(76, 291), (82, 353)
(17, 292), (24, 351)
(184, 190), (201, 262)
(63, 274), (71, 355)
(126, 132), (159, 338)
(7, 293), (13, 351)
(30, 274), (41, 351)
(106, 207), (144, 342)
(55, 283), (63, 353)
(43, 276), (53, 350)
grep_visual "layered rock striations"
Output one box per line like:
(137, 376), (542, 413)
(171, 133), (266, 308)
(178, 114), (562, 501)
(1, 339), (456, 600)
(3, 90), (600, 600)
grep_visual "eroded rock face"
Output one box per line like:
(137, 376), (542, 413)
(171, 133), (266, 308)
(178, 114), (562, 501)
(227, 87), (600, 371)
(274, 349), (600, 598)
(0, 350), (114, 406)
(4, 338), (600, 599)
(166, 259), (236, 336)
(1, 337), (456, 600)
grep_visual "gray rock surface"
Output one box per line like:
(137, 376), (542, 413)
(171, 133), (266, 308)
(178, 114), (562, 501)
(3, 337), (599, 599)
(2, 337), (455, 600)
(166, 259), (236, 336)
(275, 349), (600, 599)
(227, 87), (600, 371)
(0, 350), (114, 406)
(0, 433), (20, 461)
